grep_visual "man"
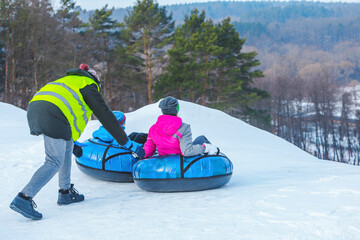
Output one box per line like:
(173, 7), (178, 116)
(9, 64), (144, 220)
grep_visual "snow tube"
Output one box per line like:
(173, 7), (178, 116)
(132, 153), (233, 192)
(75, 139), (137, 182)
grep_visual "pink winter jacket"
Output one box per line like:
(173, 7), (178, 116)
(144, 115), (206, 158)
(144, 115), (183, 157)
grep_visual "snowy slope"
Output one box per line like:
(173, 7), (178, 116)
(1, 101), (360, 240)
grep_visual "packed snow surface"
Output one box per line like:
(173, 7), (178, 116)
(1, 101), (360, 240)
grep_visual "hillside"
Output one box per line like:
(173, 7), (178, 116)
(1, 101), (360, 239)
(80, 1), (360, 50)
(82, 1), (360, 24)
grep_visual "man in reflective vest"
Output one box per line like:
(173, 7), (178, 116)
(9, 64), (144, 220)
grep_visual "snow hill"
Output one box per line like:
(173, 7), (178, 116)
(1, 101), (360, 240)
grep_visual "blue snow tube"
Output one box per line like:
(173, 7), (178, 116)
(132, 153), (233, 192)
(75, 139), (137, 182)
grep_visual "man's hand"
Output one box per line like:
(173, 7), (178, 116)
(73, 141), (86, 158)
(124, 140), (145, 159)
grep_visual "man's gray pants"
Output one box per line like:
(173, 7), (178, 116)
(22, 135), (73, 198)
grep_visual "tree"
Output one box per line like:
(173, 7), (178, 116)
(1, 0), (66, 107)
(124, 0), (174, 104)
(213, 17), (267, 120)
(0, 0), (15, 102)
(87, 5), (121, 102)
(339, 92), (352, 163)
(154, 9), (209, 102)
(56, 0), (83, 67)
(155, 10), (268, 125)
(111, 27), (145, 110)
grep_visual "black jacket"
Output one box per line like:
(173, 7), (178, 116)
(27, 69), (128, 145)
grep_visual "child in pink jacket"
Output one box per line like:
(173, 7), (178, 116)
(143, 96), (219, 158)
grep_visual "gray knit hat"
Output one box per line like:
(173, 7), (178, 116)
(159, 96), (179, 116)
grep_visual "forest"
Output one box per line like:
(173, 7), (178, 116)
(0, 0), (264, 112)
(1, 0), (360, 164)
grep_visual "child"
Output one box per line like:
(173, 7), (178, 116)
(92, 111), (127, 144)
(73, 111), (145, 159)
(92, 111), (147, 146)
(143, 96), (219, 158)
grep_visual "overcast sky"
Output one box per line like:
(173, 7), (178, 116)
(52, 0), (360, 11)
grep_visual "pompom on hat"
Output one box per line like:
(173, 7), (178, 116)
(113, 111), (126, 129)
(79, 63), (101, 86)
(159, 96), (179, 116)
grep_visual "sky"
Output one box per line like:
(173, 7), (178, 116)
(53, 0), (360, 11)
(1, 100), (360, 239)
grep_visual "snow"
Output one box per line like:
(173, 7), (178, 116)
(1, 101), (360, 240)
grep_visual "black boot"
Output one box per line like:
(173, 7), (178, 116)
(57, 184), (85, 205)
(10, 193), (43, 220)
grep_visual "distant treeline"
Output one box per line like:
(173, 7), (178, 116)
(88, 1), (360, 49)
(88, 1), (360, 24)
(253, 59), (360, 165)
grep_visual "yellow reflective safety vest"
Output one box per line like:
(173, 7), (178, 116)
(29, 75), (100, 141)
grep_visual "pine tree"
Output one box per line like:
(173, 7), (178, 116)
(155, 9), (214, 103)
(124, 0), (174, 104)
(87, 4), (121, 101)
(57, 0), (78, 27)
(56, 0), (82, 68)
(210, 17), (268, 122)
(155, 10), (268, 123)
(111, 27), (145, 110)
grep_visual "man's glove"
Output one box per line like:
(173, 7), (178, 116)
(73, 141), (86, 158)
(124, 140), (145, 159)
(203, 143), (220, 155)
